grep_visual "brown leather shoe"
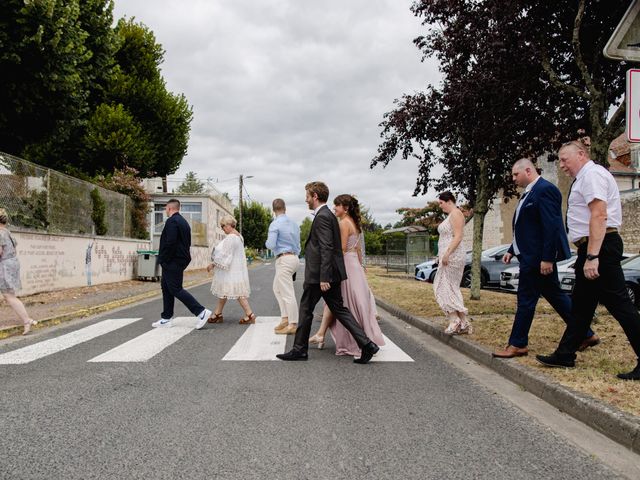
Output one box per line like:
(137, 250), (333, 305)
(492, 345), (529, 358)
(578, 334), (601, 352)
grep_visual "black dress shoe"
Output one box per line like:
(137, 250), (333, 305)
(535, 353), (575, 368)
(354, 341), (379, 364)
(276, 350), (308, 361)
(617, 362), (640, 381)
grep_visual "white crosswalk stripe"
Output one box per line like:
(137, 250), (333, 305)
(0, 316), (414, 364)
(88, 317), (196, 363)
(0, 318), (141, 365)
(371, 335), (414, 362)
(222, 316), (288, 361)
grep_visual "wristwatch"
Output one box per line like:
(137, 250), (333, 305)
(586, 254), (599, 261)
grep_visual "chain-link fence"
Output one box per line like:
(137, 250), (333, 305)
(0, 151), (133, 237)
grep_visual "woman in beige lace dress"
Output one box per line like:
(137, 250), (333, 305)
(432, 192), (471, 335)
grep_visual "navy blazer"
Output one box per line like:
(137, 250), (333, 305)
(508, 177), (571, 271)
(158, 212), (192, 268)
(303, 205), (347, 284)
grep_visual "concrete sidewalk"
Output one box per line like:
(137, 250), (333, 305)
(0, 269), (212, 338)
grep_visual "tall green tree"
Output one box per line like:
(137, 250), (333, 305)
(176, 171), (205, 194)
(234, 201), (272, 250)
(299, 217), (313, 256)
(104, 18), (193, 177)
(0, 0), (94, 165)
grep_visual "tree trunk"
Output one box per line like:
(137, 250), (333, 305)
(470, 158), (490, 300)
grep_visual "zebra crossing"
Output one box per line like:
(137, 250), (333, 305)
(0, 316), (414, 365)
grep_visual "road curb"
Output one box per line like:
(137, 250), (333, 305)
(375, 296), (640, 455)
(0, 277), (212, 340)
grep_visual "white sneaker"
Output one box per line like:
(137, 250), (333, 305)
(152, 318), (173, 328)
(195, 308), (212, 330)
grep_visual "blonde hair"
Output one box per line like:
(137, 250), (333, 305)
(0, 208), (8, 225)
(220, 214), (237, 228)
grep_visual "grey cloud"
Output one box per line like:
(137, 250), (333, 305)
(113, 0), (440, 227)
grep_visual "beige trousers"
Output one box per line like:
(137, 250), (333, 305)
(273, 254), (300, 324)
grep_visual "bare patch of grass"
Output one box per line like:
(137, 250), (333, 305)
(367, 266), (640, 416)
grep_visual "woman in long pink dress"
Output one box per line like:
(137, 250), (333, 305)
(433, 191), (472, 335)
(309, 194), (385, 356)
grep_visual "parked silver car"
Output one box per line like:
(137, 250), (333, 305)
(415, 244), (517, 288)
(500, 253), (578, 292)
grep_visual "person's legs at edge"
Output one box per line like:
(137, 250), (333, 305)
(3, 291), (36, 334)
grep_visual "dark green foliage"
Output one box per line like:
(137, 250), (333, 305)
(90, 188), (108, 235)
(97, 167), (151, 239)
(234, 202), (272, 250)
(0, 3), (192, 178)
(299, 217), (313, 256)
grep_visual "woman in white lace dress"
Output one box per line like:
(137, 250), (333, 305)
(206, 215), (256, 324)
(0, 208), (37, 335)
(432, 192), (472, 335)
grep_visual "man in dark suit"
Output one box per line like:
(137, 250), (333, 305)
(493, 159), (598, 358)
(276, 182), (379, 363)
(153, 199), (211, 329)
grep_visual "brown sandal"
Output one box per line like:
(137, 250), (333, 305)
(208, 312), (223, 324)
(239, 312), (256, 325)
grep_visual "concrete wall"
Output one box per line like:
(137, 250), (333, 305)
(12, 230), (212, 297)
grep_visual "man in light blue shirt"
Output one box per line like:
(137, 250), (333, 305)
(265, 198), (301, 335)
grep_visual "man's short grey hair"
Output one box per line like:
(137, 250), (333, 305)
(559, 140), (590, 157)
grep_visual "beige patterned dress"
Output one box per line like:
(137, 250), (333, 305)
(432, 215), (468, 315)
(0, 228), (21, 294)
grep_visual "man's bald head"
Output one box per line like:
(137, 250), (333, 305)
(511, 158), (539, 188)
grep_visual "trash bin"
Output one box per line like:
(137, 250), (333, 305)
(136, 250), (161, 281)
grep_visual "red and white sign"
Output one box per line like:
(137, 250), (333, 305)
(627, 69), (640, 142)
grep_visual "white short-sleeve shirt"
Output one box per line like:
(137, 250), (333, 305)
(566, 160), (622, 242)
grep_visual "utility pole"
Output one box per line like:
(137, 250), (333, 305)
(238, 174), (253, 235)
(238, 174), (244, 235)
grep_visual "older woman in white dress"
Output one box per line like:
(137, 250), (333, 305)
(433, 191), (472, 335)
(206, 215), (256, 324)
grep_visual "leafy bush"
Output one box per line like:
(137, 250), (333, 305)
(90, 188), (108, 235)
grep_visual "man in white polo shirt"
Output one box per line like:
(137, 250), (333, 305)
(536, 141), (640, 380)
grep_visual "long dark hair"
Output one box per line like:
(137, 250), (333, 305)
(333, 194), (362, 233)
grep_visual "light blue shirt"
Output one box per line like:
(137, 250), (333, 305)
(265, 214), (301, 256)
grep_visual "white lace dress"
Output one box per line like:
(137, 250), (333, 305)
(432, 215), (468, 315)
(210, 234), (251, 299)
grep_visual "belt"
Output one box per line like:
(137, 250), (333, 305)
(276, 252), (296, 259)
(573, 228), (618, 247)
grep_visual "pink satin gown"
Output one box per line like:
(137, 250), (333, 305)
(329, 234), (385, 356)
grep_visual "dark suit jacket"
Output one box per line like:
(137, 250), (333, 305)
(158, 212), (192, 268)
(304, 205), (347, 284)
(508, 177), (571, 271)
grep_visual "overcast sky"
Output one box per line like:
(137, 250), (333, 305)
(112, 0), (441, 226)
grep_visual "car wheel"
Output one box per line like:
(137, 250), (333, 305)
(626, 284), (637, 306)
(429, 270), (437, 283)
(461, 269), (472, 288)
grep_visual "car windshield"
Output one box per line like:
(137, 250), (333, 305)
(621, 254), (640, 270)
(482, 244), (509, 257)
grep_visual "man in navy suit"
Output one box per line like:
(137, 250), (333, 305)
(493, 159), (598, 358)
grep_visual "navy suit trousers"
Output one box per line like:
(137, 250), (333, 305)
(160, 262), (204, 319)
(509, 264), (593, 348)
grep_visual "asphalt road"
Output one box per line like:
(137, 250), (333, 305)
(0, 262), (631, 479)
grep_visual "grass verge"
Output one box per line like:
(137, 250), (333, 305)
(367, 266), (640, 416)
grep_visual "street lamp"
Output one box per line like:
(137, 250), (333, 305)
(238, 174), (253, 235)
